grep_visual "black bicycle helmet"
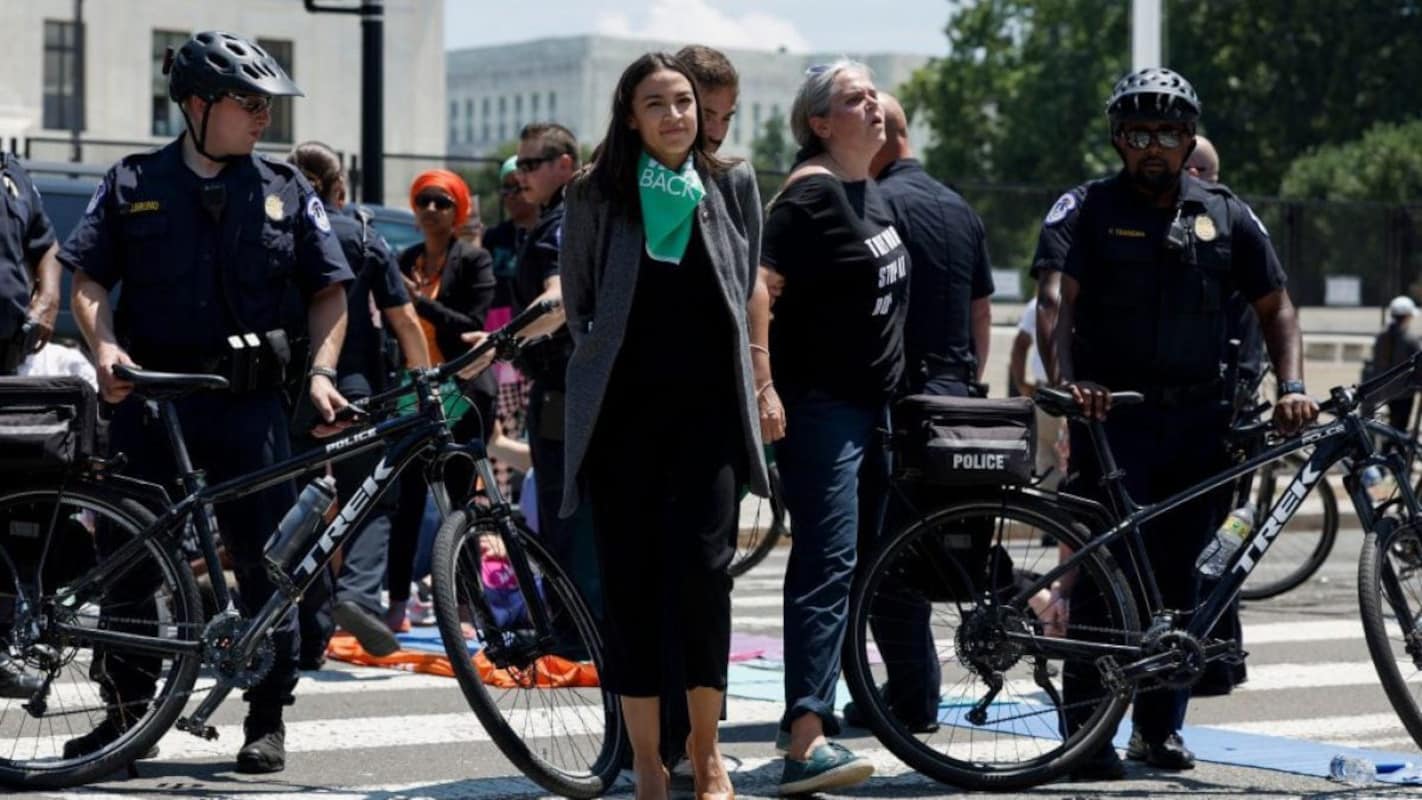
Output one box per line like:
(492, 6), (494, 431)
(165, 31), (302, 103)
(1105, 67), (1200, 124)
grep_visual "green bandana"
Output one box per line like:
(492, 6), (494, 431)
(637, 150), (705, 263)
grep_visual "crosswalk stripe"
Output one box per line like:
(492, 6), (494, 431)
(1215, 712), (1408, 740)
(1236, 660), (1409, 691)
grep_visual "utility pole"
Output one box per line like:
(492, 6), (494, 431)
(304, 0), (384, 203)
(70, 0), (85, 162)
(1132, 0), (1163, 69)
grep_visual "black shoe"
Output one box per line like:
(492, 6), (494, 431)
(1069, 746), (1126, 781)
(0, 656), (42, 699)
(842, 684), (939, 733)
(236, 715), (286, 774)
(333, 600), (401, 657)
(62, 715), (159, 761)
(1126, 730), (1195, 770)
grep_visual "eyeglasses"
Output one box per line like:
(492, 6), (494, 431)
(224, 93), (273, 115)
(515, 155), (555, 173)
(414, 192), (456, 211)
(805, 64), (831, 77)
(1119, 128), (1188, 150)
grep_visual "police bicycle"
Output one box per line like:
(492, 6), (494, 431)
(0, 300), (626, 795)
(841, 352), (1422, 790)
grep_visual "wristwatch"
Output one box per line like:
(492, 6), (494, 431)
(1278, 379), (1306, 398)
(309, 365), (338, 383)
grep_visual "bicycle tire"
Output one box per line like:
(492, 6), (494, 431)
(0, 481), (202, 789)
(844, 494), (1139, 790)
(728, 462), (786, 578)
(1357, 517), (1422, 750)
(431, 509), (625, 799)
(1240, 455), (1339, 600)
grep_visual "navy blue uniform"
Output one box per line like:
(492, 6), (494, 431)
(1060, 172), (1284, 743)
(0, 155), (57, 368)
(59, 139), (352, 712)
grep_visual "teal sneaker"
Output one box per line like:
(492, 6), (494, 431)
(778, 741), (874, 796)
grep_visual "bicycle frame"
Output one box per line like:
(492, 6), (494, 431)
(1004, 404), (1417, 676)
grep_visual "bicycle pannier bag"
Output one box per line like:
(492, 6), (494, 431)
(893, 394), (1035, 486)
(0, 375), (98, 473)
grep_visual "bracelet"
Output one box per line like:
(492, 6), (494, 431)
(749, 344), (770, 357)
(309, 366), (338, 382)
(756, 380), (775, 398)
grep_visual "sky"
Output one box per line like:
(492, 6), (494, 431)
(444, 0), (952, 56)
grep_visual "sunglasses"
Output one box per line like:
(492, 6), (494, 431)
(415, 192), (456, 210)
(515, 155), (555, 172)
(1119, 128), (1188, 150)
(224, 92), (273, 115)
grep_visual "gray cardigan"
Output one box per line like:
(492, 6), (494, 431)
(559, 159), (770, 516)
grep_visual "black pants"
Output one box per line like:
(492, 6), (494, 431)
(586, 409), (741, 698)
(1063, 402), (1232, 745)
(102, 391), (300, 713)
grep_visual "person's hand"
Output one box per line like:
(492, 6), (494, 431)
(1027, 583), (1070, 638)
(1065, 380), (1111, 421)
(95, 345), (138, 404)
(308, 373), (352, 438)
(1274, 393), (1320, 435)
(1019, 381), (1038, 399)
(759, 267), (785, 307)
(759, 383), (787, 443)
(401, 273), (419, 296)
(456, 331), (496, 379)
(26, 291), (58, 351)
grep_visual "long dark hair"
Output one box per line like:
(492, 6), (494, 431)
(588, 52), (731, 221)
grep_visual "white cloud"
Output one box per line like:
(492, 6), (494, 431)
(595, 0), (812, 53)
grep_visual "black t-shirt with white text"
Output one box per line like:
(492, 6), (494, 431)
(763, 174), (909, 405)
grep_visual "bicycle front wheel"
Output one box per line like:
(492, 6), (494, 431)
(729, 461), (786, 578)
(1358, 516), (1422, 750)
(431, 509), (625, 799)
(844, 493), (1140, 790)
(1241, 454), (1339, 600)
(0, 481), (202, 789)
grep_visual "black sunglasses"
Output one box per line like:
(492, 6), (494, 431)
(224, 92), (273, 115)
(1120, 128), (1188, 151)
(415, 192), (456, 210)
(515, 155), (555, 173)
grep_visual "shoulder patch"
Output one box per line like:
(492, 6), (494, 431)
(306, 194), (331, 233)
(84, 179), (107, 216)
(1044, 192), (1077, 226)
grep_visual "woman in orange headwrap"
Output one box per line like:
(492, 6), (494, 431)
(388, 169), (497, 631)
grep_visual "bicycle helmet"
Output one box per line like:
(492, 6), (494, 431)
(1106, 67), (1200, 125)
(1389, 295), (1417, 318)
(163, 32), (302, 162)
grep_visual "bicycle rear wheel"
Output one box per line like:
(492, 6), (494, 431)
(1358, 516), (1422, 750)
(1241, 454), (1339, 600)
(431, 509), (625, 798)
(729, 462), (786, 578)
(0, 481), (202, 788)
(844, 493), (1139, 790)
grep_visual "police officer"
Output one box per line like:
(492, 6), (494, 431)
(0, 149), (63, 698)
(843, 92), (993, 731)
(60, 32), (354, 772)
(1051, 67), (1317, 778)
(287, 141), (431, 665)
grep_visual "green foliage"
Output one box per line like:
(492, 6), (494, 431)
(751, 112), (793, 174)
(1280, 119), (1422, 202)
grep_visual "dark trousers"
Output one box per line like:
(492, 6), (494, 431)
(586, 399), (740, 698)
(774, 392), (888, 735)
(1063, 402), (1231, 745)
(1388, 396), (1416, 436)
(103, 391), (300, 713)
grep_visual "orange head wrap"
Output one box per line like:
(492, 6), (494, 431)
(409, 169), (472, 228)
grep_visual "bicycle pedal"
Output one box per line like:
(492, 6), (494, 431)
(176, 716), (219, 740)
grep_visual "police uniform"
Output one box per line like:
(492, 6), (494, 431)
(1059, 171), (1284, 743)
(0, 154), (57, 373)
(59, 138), (353, 713)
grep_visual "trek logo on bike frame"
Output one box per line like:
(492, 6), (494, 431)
(1234, 460), (1325, 574)
(296, 458), (397, 578)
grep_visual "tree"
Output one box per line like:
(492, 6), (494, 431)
(751, 112), (793, 174)
(1280, 119), (1422, 203)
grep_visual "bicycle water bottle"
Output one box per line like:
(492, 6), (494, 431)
(1196, 503), (1255, 578)
(1329, 754), (1376, 786)
(264, 476), (338, 575)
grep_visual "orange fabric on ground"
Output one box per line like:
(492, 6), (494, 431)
(325, 633), (600, 688)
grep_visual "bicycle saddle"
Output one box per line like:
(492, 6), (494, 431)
(113, 364), (229, 399)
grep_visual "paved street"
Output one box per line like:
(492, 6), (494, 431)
(22, 517), (1422, 800)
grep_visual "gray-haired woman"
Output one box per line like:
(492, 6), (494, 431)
(761, 59), (909, 795)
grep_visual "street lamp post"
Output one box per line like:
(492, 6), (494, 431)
(303, 0), (384, 204)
